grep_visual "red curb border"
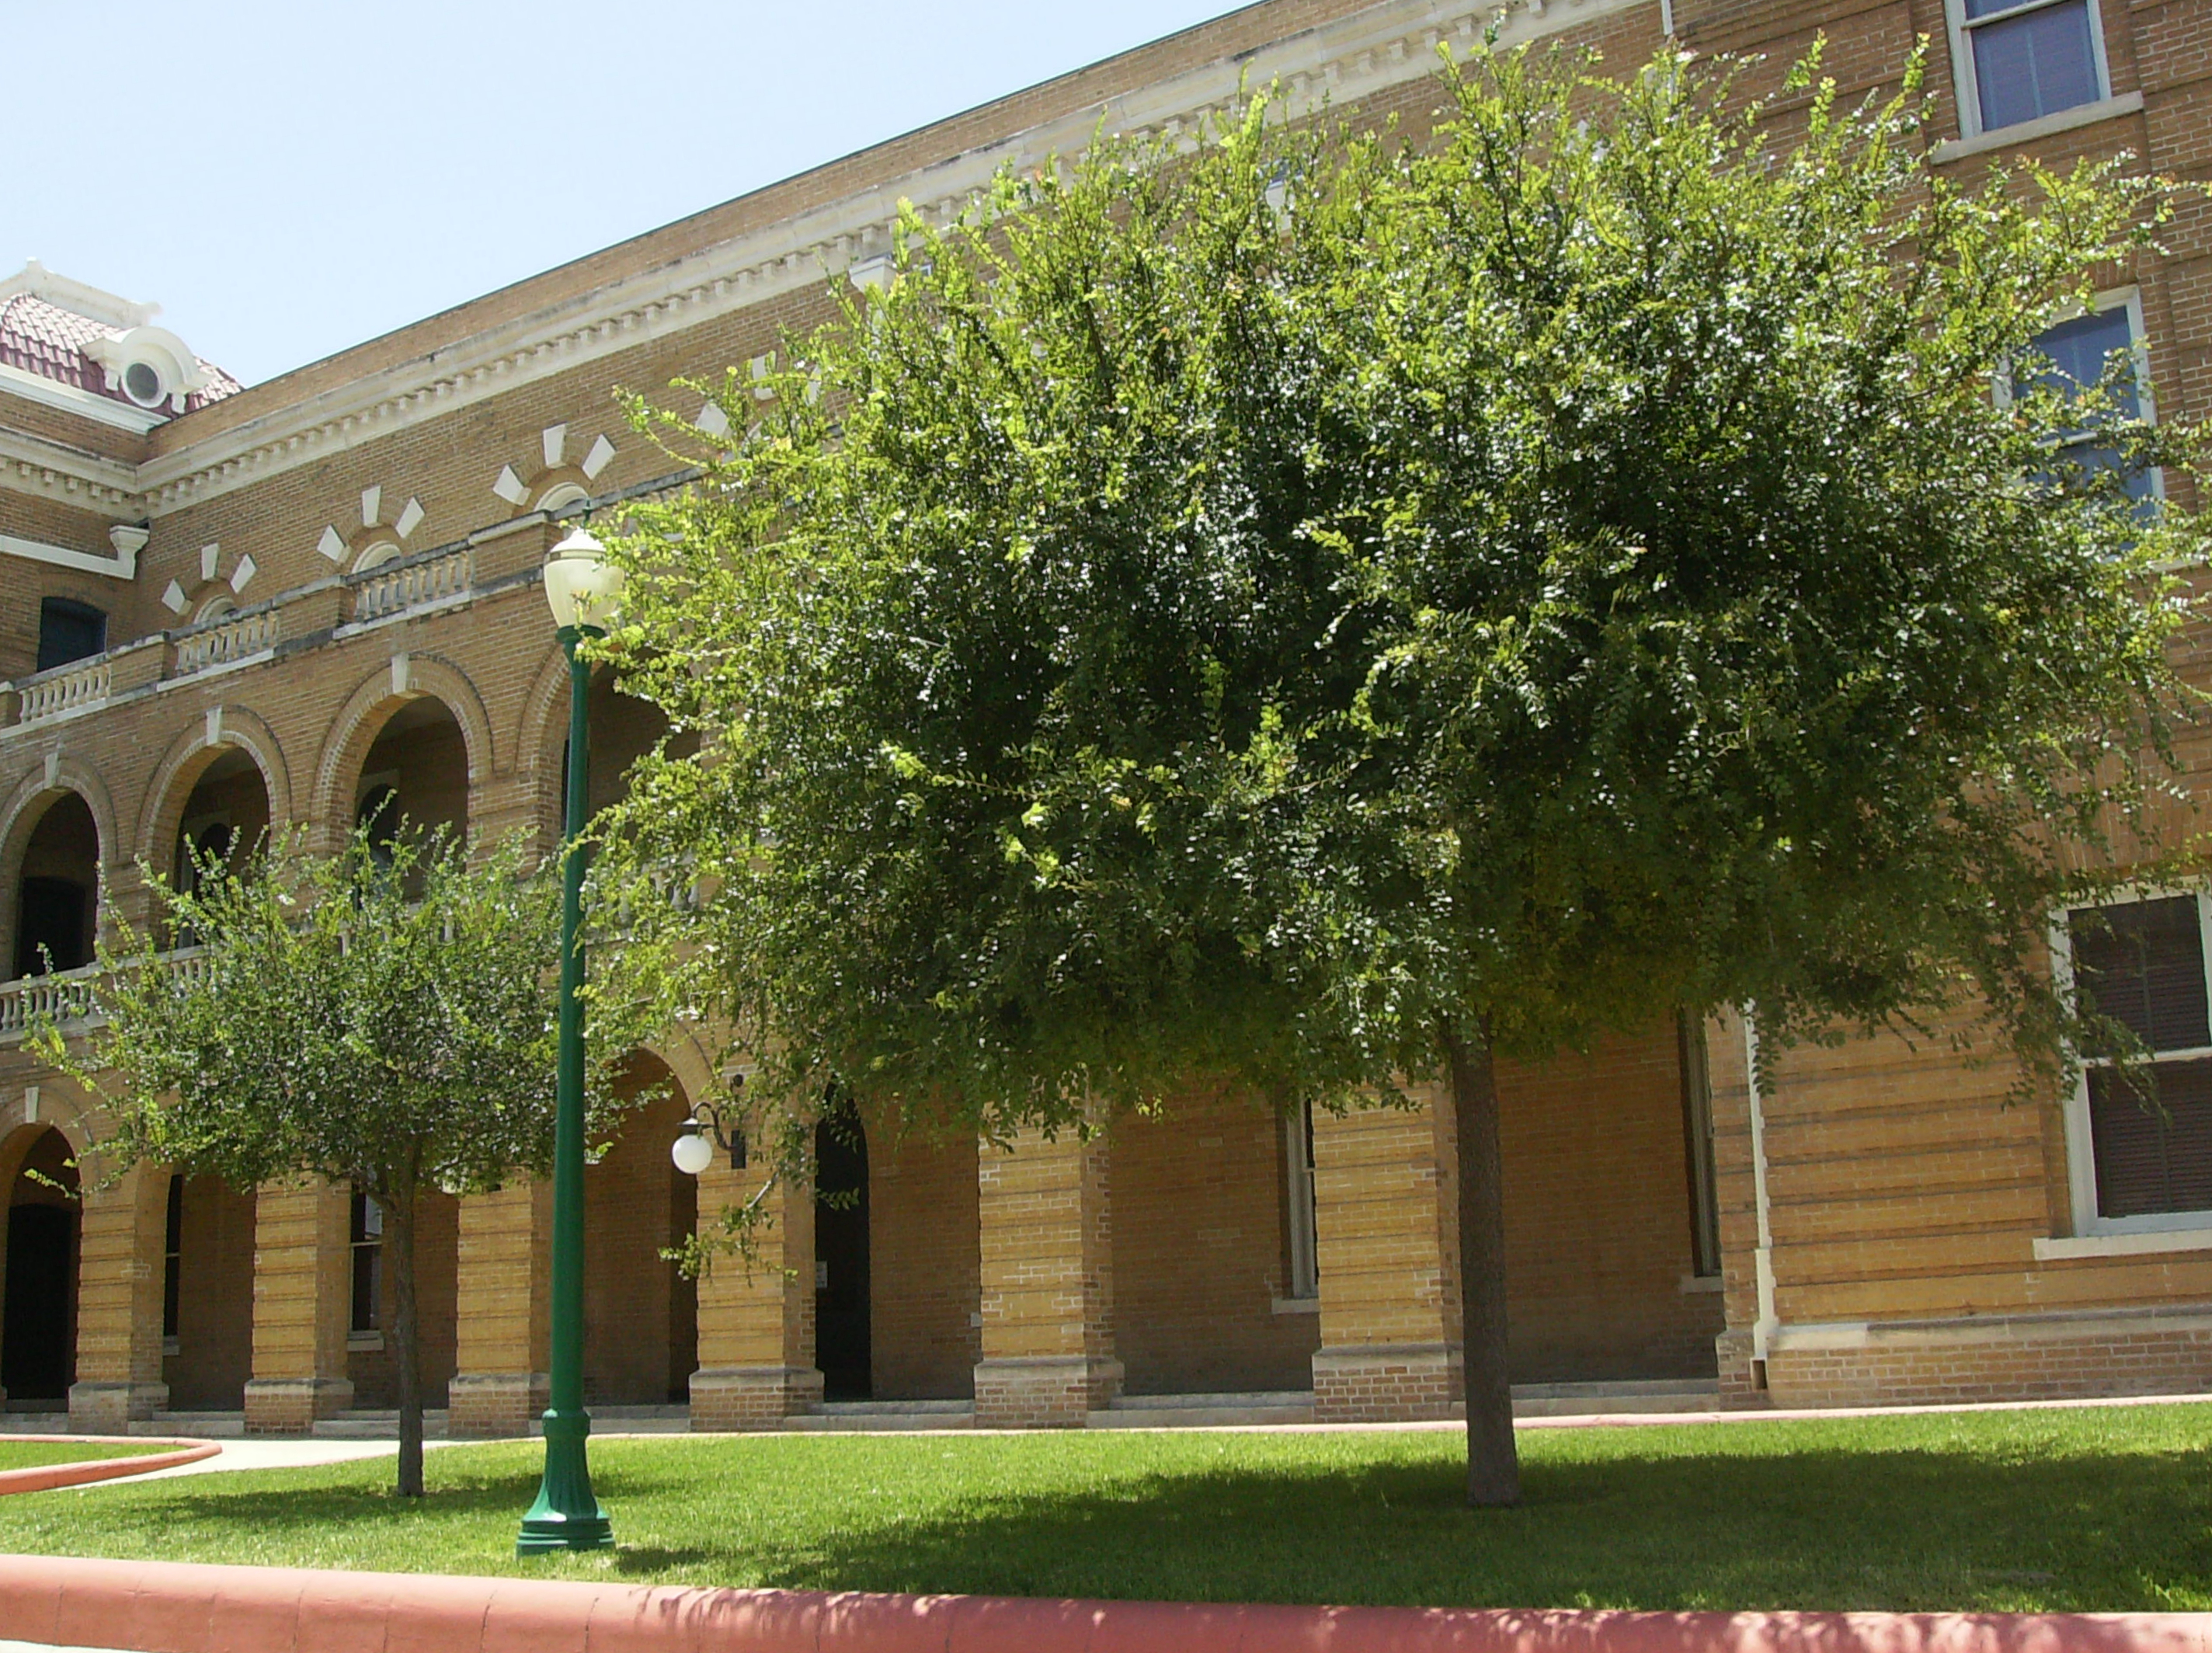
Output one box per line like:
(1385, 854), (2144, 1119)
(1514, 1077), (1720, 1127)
(3, 1555), (2212, 1653)
(0, 1442), (221, 1497)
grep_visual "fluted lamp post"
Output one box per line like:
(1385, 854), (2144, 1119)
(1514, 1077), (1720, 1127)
(517, 525), (623, 1556)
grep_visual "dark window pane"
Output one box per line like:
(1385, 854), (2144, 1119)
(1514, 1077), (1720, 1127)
(2028, 308), (2141, 421)
(12, 875), (93, 976)
(2071, 896), (2210, 1054)
(1974, 1), (2100, 130)
(2090, 1058), (2212, 1218)
(36, 599), (106, 674)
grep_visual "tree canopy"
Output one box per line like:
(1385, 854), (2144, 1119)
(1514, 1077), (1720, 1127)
(600, 44), (2207, 1502)
(41, 824), (656, 1496)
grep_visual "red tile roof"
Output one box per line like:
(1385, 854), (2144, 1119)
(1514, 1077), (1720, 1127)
(0, 291), (240, 415)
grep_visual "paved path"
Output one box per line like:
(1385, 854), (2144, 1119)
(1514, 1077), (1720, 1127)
(47, 1389), (2212, 1484)
(96, 1439), (398, 1484)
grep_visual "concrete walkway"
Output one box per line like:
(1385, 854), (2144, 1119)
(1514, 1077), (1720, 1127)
(93, 1438), (398, 1485)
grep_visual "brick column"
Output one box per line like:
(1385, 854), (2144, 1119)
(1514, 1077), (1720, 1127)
(973, 1126), (1120, 1428)
(447, 1181), (551, 1436)
(1309, 1087), (1462, 1422)
(690, 1157), (821, 1429)
(67, 1163), (169, 1432)
(243, 1181), (354, 1432)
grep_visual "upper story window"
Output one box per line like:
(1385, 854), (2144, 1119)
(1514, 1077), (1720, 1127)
(36, 598), (106, 674)
(1951, 0), (2109, 137)
(2063, 894), (2212, 1227)
(2012, 297), (2160, 510)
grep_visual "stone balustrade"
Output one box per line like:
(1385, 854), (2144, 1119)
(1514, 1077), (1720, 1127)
(15, 656), (111, 725)
(351, 545), (473, 623)
(0, 948), (208, 1044)
(172, 607), (280, 677)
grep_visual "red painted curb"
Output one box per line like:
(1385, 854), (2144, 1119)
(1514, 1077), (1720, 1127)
(2, 1555), (2210, 1653)
(0, 1443), (221, 1497)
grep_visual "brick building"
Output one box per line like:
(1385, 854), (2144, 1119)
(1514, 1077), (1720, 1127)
(1, 0), (2206, 1436)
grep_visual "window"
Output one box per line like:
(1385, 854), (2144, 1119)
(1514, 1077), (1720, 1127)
(1678, 1011), (1722, 1277)
(162, 1174), (184, 1342)
(2061, 893), (2212, 1227)
(36, 598), (106, 674)
(2014, 298), (2160, 511)
(350, 1188), (383, 1333)
(1951, 0), (2107, 136)
(1283, 1099), (1319, 1300)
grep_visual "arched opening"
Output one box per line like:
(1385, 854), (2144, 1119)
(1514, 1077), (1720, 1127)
(344, 1182), (459, 1413)
(552, 670), (698, 847)
(1, 1128), (79, 1407)
(581, 1055), (697, 1407)
(1111, 1091), (1320, 1396)
(161, 1172), (256, 1411)
(10, 792), (99, 980)
(815, 1102), (871, 1401)
(867, 1122), (980, 1401)
(170, 747), (271, 898)
(355, 697), (469, 860)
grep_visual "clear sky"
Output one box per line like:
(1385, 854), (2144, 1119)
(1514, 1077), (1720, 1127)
(9, 2), (1248, 388)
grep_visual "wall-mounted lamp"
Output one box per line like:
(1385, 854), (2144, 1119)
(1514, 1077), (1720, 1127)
(672, 1092), (746, 1175)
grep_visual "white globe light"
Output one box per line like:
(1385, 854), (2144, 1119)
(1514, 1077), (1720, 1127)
(670, 1129), (715, 1177)
(541, 527), (626, 630)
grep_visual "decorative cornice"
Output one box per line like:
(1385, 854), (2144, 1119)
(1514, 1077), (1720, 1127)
(0, 427), (143, 518)
(0, 361), (164, 433)
(31, 0), (1644, 523)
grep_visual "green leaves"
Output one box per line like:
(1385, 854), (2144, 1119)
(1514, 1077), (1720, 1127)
(43, 822), (652, 1205)
(600, 40), (2206, 1154)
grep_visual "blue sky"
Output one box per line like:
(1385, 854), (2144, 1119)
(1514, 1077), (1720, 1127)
(9, 2), (1245, 388)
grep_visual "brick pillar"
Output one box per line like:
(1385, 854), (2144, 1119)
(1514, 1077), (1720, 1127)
(243, 1181), (354, 1432)
(68, 1162), (169, 1432)
(973, 1126), (1120, 1428)
(1309, 1087), (1463, 1422)
(447, 1180), (551, 1436)
(690, 1157), (821, 1429)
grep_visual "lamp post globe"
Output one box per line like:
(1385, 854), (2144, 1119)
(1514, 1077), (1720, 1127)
(541, 526), (625, 632)
(517, 521), (617, 1556)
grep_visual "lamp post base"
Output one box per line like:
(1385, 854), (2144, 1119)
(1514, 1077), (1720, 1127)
(515, 1408), (613, 1554)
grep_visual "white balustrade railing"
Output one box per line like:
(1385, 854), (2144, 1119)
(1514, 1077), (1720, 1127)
(16, 657), (111, 724)
(353, 546), (472, 622)
(0, 948), (210, 1043)
(173, 608), (280, 676)
(0, 961), (100, 1041)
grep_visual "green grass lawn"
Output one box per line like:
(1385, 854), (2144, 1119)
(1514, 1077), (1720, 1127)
(2, 1407), (2208, 1611)
(0, 1439), (179, 1473)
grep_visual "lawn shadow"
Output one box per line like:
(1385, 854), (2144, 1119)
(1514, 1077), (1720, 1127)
(719, 1439), (2212, 1612)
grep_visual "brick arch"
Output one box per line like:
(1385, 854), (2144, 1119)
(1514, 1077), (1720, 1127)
(516, 642), (573, 855)
(134, 706), (292, 872)
(0, 756), (121, 959)
(309, 656), (494, 854)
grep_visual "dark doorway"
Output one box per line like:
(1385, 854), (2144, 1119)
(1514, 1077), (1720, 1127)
(3, 1129), (79, 1402)
(815, 1106), (871, 1400)
(10, 792), (98, 980)
(36, 599), (106, 674)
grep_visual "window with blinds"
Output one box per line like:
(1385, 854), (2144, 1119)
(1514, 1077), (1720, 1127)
(2068, 895), (2212, 1220)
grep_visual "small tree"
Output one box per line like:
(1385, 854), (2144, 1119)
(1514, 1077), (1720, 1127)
(40, 825), (651, 1498)
(603, 47), (2205, 1505)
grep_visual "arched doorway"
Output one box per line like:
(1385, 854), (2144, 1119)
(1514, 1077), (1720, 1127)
(9, 793), (98, 980)
(548, 667), (700, 850)
(2, 1128), (79, 1406)
(582, 1055), (698, 1406)
(355, 697), (470, 859)
(161, 1172), (256, 1411)
(815, 1104), (871, 1401)
(169, 747), (270, 896)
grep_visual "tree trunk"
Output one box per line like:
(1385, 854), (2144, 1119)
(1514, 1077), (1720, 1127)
(1445, 1025), (1521, 1508)
(385, 1192), (426, 1499)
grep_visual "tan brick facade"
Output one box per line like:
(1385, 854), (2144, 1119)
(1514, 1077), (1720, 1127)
(3, 0), (2207, 1432)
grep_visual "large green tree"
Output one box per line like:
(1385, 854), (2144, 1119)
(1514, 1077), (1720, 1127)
(601, 46), (2206, 1504)
(40, 826), (653, 1498)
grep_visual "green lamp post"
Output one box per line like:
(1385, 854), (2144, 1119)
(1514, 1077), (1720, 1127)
(517, 524), (623, 1556)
